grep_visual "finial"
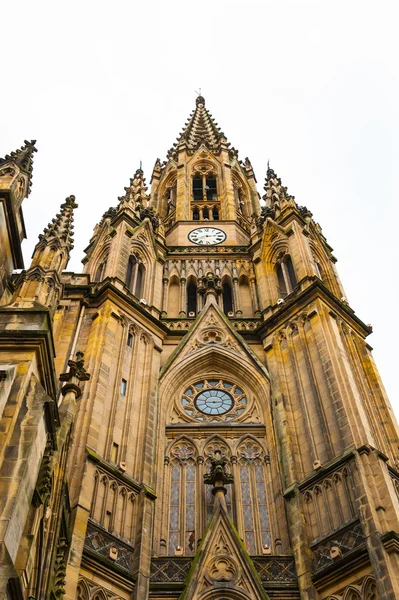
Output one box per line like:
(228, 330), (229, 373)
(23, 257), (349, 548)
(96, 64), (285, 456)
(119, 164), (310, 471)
(195, 88), (205, 106)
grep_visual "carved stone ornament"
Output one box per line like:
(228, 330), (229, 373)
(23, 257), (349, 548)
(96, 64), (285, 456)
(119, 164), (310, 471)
(171, 441), (195, 462)
(207, 555), (238, 583)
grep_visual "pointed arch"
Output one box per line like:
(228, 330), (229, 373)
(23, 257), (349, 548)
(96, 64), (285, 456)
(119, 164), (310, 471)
(91, 589), (109, 600)
(362, 576), (377, 600)
(76, 579), (90, 600)
(342, 587), (362, 600)
(275, 253), (297, 298)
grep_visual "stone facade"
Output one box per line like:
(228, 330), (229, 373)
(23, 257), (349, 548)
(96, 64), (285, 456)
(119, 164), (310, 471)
(0, 96), (398, 600)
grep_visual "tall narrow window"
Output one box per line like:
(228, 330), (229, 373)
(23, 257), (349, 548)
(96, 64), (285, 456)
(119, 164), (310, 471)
(286, 255), (297, 288)
(238, 439), (271, 554)
(187, 280), (197, 316)
(185, 463), (196, 554)
(276, 254), (296, 298)
(223, 280), (234, 314)
(121, 379), (127, 395)
(135, 263), (145, 298)
(213, 206), (219, 220)
(95, 260), (106, 281)
(126, 256), (137, 291)
(111, 443), (119, 463)
(203, 207), (209, 219)
(206, 176), (217, 200)
(193, 207), (200, 220)
(127, 332), (133, 347)
(168, 441), (196, 556)
(277, 264), (288, 297)
(240, 463), (256, 554)
(168, 464), (181, 553)
(193, 177), (203, 201)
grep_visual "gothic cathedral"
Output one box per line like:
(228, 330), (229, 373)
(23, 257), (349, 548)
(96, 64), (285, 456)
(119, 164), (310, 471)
(0, 96), (398, 600)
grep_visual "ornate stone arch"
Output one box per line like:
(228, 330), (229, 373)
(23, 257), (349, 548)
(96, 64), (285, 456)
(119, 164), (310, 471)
(91, 588), (108, 600)
(161, 345), (269, 427)
(361, 576), (377, 599)
(166, 435), (200, 461)
(76, 578), (90, 600)
(342, 587), (362, 600)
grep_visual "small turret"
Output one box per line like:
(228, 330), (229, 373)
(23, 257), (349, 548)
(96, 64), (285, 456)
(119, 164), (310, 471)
(0, 141), (38, 298)
(118, 168), (149, 214)
(32, 195), (78, 273)
(13, 195), (78, 313)
(0, 139), (37, 204)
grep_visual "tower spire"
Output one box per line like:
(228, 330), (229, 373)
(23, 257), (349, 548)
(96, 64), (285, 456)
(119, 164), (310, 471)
(167, 95), (229, 159)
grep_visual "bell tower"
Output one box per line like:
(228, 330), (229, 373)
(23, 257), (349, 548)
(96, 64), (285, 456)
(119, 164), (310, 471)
(0, 97), (398, 600)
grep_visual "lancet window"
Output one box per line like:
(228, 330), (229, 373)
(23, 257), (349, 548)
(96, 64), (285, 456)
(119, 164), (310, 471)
(276, 254), (297, 298)
(237, 439), (271, 554)
(167, 441), (197, 556)
(186, 279), (197, 316)
(222, 279), (234, 315)
(126, 255), (145, 298)
(94, 259), (107, 281)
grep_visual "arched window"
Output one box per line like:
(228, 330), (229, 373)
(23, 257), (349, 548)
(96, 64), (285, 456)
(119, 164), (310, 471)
(126, 256), (137, 291)
(135, 263), (145, 298)
(222, 279), (234, 315)
(206, 176), (217, 200)
(213, 206), (219, 220)
(95, 259), (107, 281)
(126, 256), (145, 298)
(168, 441), (197, 556)
(237, 439), (271, 555)
(187, 279), (197, 316)
(203, 207), (209, 220)
(276, 254), (297, 298)
(193, 177), (203, 201)
(193, 207), (200, 220)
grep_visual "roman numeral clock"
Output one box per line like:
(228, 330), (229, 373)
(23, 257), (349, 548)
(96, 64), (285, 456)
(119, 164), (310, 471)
(188, 227), (226, 245)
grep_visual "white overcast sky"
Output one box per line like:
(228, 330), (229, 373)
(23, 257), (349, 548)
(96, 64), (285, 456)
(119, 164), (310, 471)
(1, 1), (398, 418)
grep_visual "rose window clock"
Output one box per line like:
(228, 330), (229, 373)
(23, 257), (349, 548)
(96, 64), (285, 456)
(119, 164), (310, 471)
(188, 227), (226, 245)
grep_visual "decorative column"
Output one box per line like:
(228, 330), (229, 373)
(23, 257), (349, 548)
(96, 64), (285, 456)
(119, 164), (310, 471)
(161, 277), (169, 316)
(249, 277), (260, 315)
(179, 278), (187, 316)
(232, 278), (242, 316)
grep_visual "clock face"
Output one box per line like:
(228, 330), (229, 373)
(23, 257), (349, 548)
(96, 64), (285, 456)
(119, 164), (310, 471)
(194, 389), (234, 415)
(188, 227), (226, 245)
